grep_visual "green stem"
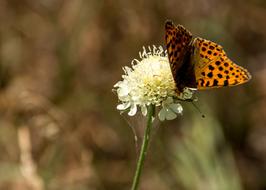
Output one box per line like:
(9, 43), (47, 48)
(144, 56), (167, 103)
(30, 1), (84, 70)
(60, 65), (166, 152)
(131, 105), (155, 190)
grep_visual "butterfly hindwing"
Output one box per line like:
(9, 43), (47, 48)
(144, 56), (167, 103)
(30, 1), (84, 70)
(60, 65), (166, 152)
(192, 38), (251, 89)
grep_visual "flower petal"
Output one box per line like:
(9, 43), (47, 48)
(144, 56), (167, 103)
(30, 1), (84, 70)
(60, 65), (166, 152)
(117, 85), (129, 97)
(158, 107), (166, 121)
(165, 97), (174, 104)
(178, 87), (195, 100)
(165, 108), (177, 120)
(141, 105), (147, 116)
(169, 103), (183, 114)
(128, 104), (137, 116)
(114, 81), (122, 87)
(117, 102), (130, 110)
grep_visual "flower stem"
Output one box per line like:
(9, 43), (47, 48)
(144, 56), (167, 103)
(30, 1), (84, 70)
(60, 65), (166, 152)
(131, 105), (155, 190)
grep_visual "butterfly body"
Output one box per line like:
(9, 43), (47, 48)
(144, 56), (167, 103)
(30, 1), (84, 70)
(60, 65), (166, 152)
(165, 20), (251, 95)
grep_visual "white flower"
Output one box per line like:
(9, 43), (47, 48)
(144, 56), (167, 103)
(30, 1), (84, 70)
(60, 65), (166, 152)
(113, 46), (195, 121)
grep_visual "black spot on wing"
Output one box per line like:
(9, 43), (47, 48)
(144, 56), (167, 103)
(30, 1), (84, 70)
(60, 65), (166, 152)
(213, 79), (218, 86)
(207, 72), (213, 78)
(215, 61), (221, 66)
(208, 65), (215, 71)
(224, 80), (229, 86)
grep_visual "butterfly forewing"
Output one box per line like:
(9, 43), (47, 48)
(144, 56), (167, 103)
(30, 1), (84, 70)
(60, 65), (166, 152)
(165, 21), (194, 92)
(192, 38), (251, 89)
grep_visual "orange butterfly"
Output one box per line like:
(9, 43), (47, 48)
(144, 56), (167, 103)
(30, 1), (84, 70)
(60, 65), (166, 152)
(165, 20), (251, 94)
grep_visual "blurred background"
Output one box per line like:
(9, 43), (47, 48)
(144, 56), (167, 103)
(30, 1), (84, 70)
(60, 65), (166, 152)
(0, 0), (266, 189)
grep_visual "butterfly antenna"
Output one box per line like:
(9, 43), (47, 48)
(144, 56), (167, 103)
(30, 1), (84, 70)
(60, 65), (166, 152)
(191, 101), (205, 118)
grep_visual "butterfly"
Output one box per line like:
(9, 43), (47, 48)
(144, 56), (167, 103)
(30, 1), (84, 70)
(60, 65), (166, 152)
(165, 20), (251, 95)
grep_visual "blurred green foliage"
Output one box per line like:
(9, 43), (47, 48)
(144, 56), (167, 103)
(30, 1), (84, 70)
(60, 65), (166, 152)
(172, 115), (242, 190)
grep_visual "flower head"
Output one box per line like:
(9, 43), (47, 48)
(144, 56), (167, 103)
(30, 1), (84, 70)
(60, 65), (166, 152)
(113, 46), (195, 121)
